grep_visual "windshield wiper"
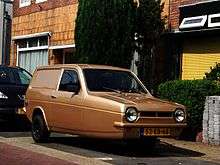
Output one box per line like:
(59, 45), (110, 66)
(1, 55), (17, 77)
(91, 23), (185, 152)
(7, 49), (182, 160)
(102, 87), (122, 94)
(128, 88), (145, 94)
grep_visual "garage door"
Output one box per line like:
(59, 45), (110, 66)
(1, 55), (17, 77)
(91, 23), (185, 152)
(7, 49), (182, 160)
(182, 37), (220, 80)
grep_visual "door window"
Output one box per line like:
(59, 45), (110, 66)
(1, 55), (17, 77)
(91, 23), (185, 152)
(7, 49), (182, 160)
(59, 70), (80, 92)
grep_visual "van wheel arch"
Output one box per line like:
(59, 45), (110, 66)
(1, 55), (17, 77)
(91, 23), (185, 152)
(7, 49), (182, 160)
(32, 108), (44, 119)
(32, 108), (49, 130)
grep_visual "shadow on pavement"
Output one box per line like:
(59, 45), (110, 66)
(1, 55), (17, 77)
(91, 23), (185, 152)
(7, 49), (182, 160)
(42, 136), (205, 158)
(0, 116), (31, 138)
(0, 117), (206, 159)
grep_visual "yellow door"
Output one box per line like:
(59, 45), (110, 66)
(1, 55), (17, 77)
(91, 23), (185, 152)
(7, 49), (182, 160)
(182, 37), (220, 80)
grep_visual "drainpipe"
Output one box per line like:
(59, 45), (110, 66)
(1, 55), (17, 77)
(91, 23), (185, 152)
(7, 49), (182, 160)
(1, 0), (12, 65)
(3, 11), (12, 65)
(0, 1), (3, 64)
(168, 0), (171, 31)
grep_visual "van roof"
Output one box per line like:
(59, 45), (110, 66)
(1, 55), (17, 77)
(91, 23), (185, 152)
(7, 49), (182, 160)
(36, 64), (130, 72)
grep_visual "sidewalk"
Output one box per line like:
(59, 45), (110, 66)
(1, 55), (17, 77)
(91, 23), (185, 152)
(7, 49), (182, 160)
(161, 138), (220, 163)
(0, 137), (109, 165)
(0, 142), (76, 165)
(1, 136), (220, 165)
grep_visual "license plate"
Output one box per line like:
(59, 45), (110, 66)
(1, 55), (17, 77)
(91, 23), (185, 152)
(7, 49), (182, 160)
(144, 128), (173, 136)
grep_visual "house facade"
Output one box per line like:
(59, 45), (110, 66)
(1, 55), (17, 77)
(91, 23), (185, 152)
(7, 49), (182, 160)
(168, 0), (220, 80)
(11, 0), (78, 73)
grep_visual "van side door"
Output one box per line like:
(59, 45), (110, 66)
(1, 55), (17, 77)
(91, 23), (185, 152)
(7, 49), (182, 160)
(50, 69), (83, 132)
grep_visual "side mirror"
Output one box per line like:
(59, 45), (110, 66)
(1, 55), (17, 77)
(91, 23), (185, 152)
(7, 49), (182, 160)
(72, 83), (80, 94)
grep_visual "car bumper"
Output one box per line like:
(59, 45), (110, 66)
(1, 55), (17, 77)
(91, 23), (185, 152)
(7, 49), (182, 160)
(0, 107), (26, 115)
(114, 122), (187, 139)
(114, 122), (187, 128)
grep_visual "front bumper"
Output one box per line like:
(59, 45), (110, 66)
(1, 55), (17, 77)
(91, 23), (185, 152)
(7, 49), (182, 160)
(114, 122), (187, 139)
(0, 107), (17, 115)
(114, 122), (187, 128)
(0, 107), (26, 116)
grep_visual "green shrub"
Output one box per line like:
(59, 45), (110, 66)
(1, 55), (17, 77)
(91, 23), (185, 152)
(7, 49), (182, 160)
(158, 80), (220, 140)
(205, 63), (220, 80)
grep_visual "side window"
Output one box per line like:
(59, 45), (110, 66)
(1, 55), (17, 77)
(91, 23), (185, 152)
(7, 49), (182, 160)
(59, 70), (80, 92)
(31, 69), (61, 89)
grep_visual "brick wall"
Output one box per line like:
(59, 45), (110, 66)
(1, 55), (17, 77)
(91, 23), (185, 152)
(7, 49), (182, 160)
(13, 0), (77, 17)
(12, 4), (78, 46)
(161, 0), (169, 29)
(11, 0), (78, 66)
(12, 0), (78, 46)
(169, 0), (203, 30)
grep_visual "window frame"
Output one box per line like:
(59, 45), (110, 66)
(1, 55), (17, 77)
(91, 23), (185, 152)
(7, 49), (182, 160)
(19, 0), (31, 8)
(17, 37), (49, 51)
(36, 0), (47, 4)
(208, 13), (220, 28)
(17, 37), (49, 71)
(179, 15), (207, 29)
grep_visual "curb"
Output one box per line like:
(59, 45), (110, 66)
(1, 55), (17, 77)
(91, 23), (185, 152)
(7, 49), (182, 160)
(0, 136), (110, 165)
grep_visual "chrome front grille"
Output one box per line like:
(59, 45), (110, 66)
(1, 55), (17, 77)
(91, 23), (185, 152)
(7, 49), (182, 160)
(140, 111), (173, 117)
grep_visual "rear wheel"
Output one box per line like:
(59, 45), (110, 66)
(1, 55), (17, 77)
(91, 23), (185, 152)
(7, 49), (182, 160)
(32, 115), (50, 143)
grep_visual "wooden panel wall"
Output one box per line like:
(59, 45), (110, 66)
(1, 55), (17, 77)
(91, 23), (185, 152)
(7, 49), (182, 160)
(182, 37), (220, 79)
(12, 4), (78, 46)
(11, 4), (78, 65)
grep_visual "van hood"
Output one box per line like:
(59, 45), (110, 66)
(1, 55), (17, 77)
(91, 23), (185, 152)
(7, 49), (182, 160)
(90, 92), (184, 112)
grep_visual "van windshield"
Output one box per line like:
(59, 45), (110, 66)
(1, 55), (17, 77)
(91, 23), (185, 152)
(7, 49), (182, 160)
(83, 69), (148, 94)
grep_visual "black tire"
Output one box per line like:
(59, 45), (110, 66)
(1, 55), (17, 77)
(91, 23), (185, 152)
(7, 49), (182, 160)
(32, 115), (50, 143)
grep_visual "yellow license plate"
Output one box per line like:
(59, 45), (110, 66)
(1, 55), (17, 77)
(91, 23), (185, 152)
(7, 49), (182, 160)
(144, 128), (173, 136)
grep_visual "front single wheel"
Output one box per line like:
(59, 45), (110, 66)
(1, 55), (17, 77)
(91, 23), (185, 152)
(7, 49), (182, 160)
(32, 115), (50, 143)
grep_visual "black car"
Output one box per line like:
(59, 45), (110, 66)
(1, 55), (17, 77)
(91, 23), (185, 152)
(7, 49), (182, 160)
(0, 65), (32, 117)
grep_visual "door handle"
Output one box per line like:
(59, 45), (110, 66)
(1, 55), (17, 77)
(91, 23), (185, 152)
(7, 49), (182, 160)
(51, 95), (57, 99)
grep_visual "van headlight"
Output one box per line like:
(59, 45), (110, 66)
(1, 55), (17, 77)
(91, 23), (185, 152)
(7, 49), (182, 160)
(125, 107), (138, 122)
(0, 92), (8, 99)
(174, 109), (185, 123)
